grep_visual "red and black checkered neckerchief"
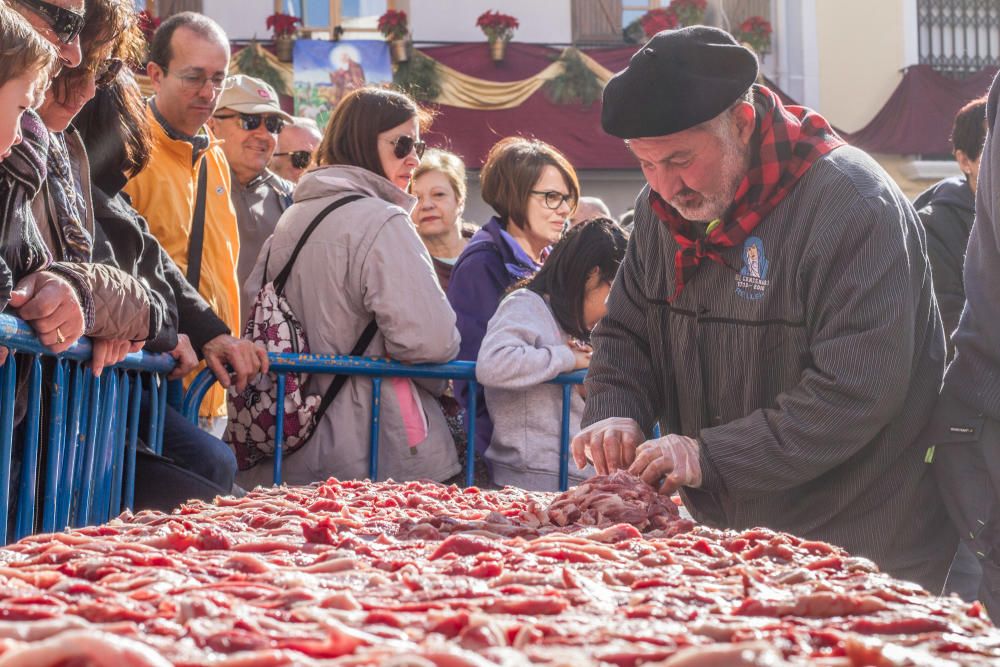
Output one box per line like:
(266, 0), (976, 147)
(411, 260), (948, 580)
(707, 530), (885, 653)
(649, 85), (844, 301)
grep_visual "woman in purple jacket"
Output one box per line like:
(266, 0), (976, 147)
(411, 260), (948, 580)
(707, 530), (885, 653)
(446, 137), (579, 466)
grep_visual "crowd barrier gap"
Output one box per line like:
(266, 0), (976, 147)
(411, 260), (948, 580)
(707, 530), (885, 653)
(0, 314), (174, 543)
(182, 356), (588, 491)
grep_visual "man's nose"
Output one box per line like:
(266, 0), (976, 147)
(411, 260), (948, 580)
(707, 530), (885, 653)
(648, 165), (683, 199)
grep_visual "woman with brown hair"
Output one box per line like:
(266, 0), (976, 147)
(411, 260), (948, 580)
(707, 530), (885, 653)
(446, 136), (579, 463)
(239, 86), (461, 487)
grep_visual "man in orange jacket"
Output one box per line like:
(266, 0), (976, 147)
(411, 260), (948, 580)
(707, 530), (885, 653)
(124, 12), (266, 435)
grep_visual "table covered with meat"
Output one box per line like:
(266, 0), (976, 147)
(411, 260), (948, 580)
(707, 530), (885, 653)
(0, 472), (994, 666)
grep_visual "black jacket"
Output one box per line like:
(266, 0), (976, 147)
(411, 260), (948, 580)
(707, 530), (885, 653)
(78, 114), (230, 356)
(914, 176), (975, 356)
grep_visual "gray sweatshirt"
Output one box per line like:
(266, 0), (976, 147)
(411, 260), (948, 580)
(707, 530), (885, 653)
(477, 289), (594, 490)
(946, 71), (1000, 417)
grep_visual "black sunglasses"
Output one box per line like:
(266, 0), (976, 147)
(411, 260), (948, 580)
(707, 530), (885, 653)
(17, 0), (84, 44)
(213, 112), (285, 135)
(95, 58), (123, 89)
(385, 135), (426, 160)
(274, 150), (311, 169)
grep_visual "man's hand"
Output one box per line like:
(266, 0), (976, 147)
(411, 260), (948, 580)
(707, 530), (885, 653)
(10, 271), (85, 354)
(202, 334), (269, 392)
(627, 434), (702, 495)
(168, 334), (198, 380)
(570, 417), (644, 475)
(91, 338), (140, 377)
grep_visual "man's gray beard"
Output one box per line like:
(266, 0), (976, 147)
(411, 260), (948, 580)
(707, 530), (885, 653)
(670, 134), (750, 224)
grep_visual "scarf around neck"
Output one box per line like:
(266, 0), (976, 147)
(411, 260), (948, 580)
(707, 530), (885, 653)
(649, 85), (844, 301)
(46, 130), (93, 263)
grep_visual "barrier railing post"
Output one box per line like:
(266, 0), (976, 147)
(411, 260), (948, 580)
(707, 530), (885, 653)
(124, 373), (142, 511)
(14, 356), (43, 540)
(273, 373), (286, 486)
(465, 381), (477, 488)
(559, 383), (572, 492)
(41, 359), (67, 533)
(88, 372), (118, 525)
(147, 376), (160, 457)
(74, 373), (102, 528)
(368, 377), (382, 481)
(109, 371), (129, 517)
(0, 357), (17, 543)
(155, 375), (168, 454)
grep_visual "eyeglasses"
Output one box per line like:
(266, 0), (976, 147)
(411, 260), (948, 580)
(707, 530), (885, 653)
(274, 150), (311, 169)
(384, 135), (426, 160)
(161, 67), (227, 93)
(213, 112), (285, 135)
(94, 58), (123, 89)
(531, 190), (575, 210)
(16, 0), (84, 44)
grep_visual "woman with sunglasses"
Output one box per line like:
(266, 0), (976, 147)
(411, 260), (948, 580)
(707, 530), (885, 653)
(28, 0), (161, 373)
(446, 136), (580, 464)
(239, 86), (462, 488)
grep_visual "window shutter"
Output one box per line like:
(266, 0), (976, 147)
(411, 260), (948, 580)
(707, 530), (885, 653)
(572, 0), (624, 44)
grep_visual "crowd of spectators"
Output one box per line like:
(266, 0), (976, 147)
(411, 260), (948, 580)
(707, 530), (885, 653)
(3, 2), (1000, 606)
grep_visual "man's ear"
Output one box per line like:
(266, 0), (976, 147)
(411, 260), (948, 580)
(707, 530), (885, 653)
(147, 61), (165, 94)
(733, 101), (756, 146)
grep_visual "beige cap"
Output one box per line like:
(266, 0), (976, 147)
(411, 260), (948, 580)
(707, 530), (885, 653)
(217, 75), (293, 121)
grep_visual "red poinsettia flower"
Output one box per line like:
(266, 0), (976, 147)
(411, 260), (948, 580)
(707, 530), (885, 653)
(476, 10), (519, 42)
(640, 8), (679, 37)
(669, 0), (707, 26)
(138, 10), (161, 44)
(738, 15), (773, 54)
(378, 9), (409, 40)
(266, 13), (301, 38)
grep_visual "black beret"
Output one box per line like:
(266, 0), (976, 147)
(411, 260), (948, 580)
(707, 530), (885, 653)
(601, 26), (759, 139)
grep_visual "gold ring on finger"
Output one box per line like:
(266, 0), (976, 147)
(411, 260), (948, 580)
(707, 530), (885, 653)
(55, 328), (65, 344)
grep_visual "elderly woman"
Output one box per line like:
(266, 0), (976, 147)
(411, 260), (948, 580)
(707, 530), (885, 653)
(240, 87), (461, 487)
(447, 136), (579, 462)
(410, 148), (475, 291)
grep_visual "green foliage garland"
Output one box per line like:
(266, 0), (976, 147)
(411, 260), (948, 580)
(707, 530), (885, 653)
(233, 41), (291, 97)
(544, 48), (602, 107)
(393, 51), (442, 103)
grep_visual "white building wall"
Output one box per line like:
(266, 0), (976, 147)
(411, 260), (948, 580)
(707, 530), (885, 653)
(204, 0), (274, 41)
(410, 0), (572, 44)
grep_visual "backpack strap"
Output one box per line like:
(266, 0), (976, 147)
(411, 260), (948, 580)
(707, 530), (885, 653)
(272, 194), (365, 295)
(311, 318), (379, 428)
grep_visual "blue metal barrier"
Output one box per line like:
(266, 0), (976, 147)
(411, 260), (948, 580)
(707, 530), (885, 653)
(0, 314), (175, 541)
(182, 354), (588, 491)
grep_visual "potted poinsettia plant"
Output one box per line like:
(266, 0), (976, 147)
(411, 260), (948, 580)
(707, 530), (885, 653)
(476, 10), (519, 62)
(266, 12), (301, 62)
(137, 9), (161, 63)
(639, 7), (678, 38)
(737, 15), (773, 57)
(669, 0), (707, 26)
(378, 9), (410, 63)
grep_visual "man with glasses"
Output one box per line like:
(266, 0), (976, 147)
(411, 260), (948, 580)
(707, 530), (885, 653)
(270, 116), (321, 185)
(124, 12), (262, 436)
(207, 75), (293, 320)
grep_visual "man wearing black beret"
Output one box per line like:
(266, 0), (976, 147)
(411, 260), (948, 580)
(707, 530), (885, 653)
(571, 26), (956, 591)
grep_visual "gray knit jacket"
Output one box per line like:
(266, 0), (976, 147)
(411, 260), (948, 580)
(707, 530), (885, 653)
(477, 289), (594, 491)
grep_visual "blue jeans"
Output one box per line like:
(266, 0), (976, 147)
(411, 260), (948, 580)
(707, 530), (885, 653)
(140, 393), (236, 491)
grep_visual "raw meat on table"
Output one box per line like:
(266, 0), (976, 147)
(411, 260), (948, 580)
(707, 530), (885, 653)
(0, 474), (992, 665)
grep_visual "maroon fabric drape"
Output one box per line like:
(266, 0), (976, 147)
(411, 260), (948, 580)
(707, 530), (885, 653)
(846, 64), (997, 156)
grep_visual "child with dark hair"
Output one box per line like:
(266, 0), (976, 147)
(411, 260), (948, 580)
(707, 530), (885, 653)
(476, 218), (628, 490)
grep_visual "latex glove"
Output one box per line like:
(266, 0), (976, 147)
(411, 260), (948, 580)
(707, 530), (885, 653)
(570, 416), (644, 474)
(627, 434), (702, 495)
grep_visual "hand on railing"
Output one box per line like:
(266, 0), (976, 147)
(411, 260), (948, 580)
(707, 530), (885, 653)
(202, 334), (269, 392)
(91, 339), (144, 377)
(168, 334), (199, 380)
(10, 271), (85, 354)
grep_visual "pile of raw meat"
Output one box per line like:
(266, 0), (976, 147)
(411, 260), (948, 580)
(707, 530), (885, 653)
(0, 473), (994, 666)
